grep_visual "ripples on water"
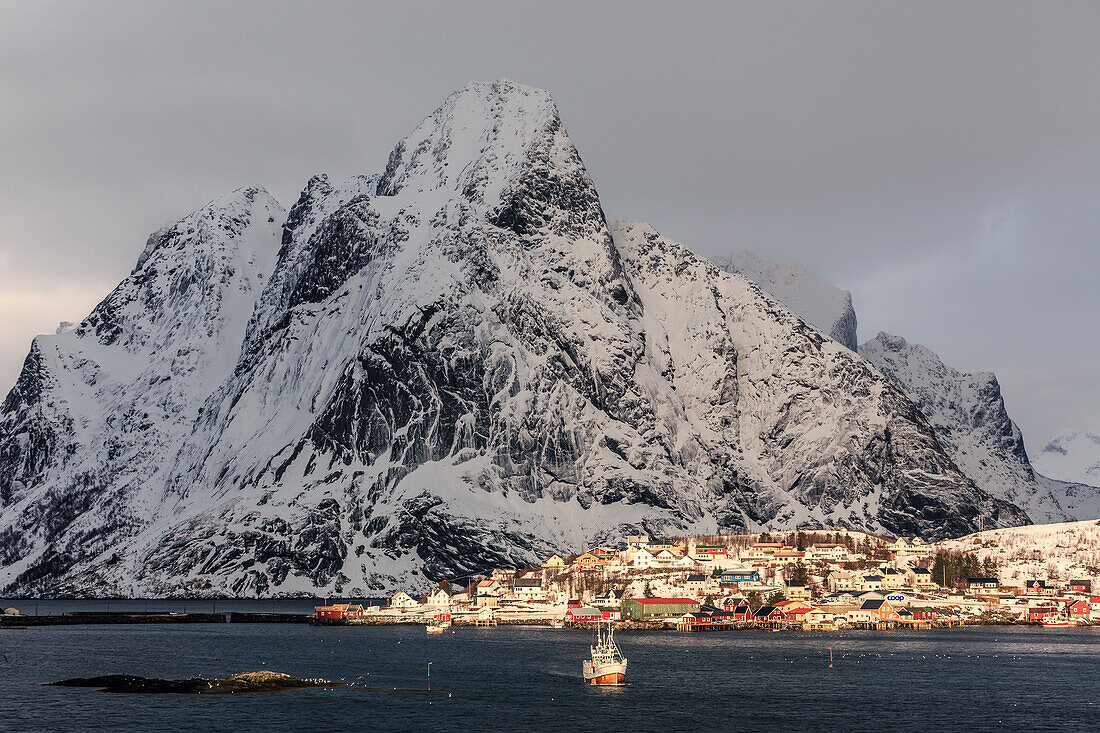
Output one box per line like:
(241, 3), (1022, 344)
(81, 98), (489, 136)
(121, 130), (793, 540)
(1, 617), (1097, 732)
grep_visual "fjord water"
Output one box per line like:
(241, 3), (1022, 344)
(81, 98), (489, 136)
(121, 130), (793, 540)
(1, 623), (1097, 732)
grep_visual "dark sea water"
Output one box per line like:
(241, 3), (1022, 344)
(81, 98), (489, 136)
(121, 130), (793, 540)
(1, 621), (1097, 732)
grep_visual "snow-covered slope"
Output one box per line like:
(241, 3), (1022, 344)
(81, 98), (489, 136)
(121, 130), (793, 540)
(711, 251), (857, 350)
(1032, 429), (1100, 486)
(0, 81), (1026, 598)
(0, 187), (284, 590)
(859, 332), (1100, 523)
(937, 519), (1100, 588)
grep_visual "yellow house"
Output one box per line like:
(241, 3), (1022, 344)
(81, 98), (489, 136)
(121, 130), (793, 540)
(542, 555), (566, 569)
(576, 553), (608, 568)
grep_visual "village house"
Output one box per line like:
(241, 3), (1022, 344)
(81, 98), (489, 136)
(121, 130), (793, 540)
(647, 539), (686, 554)
(805, 544), (848, 562)
(626, 534), (650, 550)
(593, 589), (621, 609)
(684, 573), (712, 593)
(821, 591), (860, 606)
(314, 603), (367, 621)
(1067, 599), (1091, 618)
(861, 575), (884, 592)
(1068, 579), (1092, 595)
(753, 605), (787, 625)
(389, 591), (418, 609)
(967, 577), (1000, 593)
(693, 544), (729, 561)
(1025, 579), (1057, 596)
(630, 548), (660, 569)
(1028, 605), (1057, 621)
(475, 579), (504, 607)
(828, 570), (857, 592)
(878, 567), (904, 590)
(721, 568), (761, 585)
(565, 606), (606, 623)
(490, 568), (515, 581)
(907, 567), (936, 588)
(784, 581), (811, 601)
(576, 552), (609, 568)
(853, 598), (902, 624)
(744, 542), (786, 560)
(889, 537), (933, 559)
(541, 555), (567, 570)
(655, 549), (683, 565)
(621, 597), (700, 621)
(772, 550), (806, 567)
(782, 605), (815, 624)
(426, 586), (452, 607)
(512, 577), (548, 602)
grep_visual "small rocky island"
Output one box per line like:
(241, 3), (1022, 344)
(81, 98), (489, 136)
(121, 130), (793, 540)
(49, 671), (340, 694)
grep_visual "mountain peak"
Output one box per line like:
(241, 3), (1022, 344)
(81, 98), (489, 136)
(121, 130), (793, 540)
(376, 79), (563, 203)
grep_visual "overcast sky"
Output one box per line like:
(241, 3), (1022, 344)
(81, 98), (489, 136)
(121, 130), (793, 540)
(2, 1), (1097, 448)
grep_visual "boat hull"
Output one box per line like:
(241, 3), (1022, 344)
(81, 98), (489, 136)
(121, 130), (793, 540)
(583, 661), (627, 686)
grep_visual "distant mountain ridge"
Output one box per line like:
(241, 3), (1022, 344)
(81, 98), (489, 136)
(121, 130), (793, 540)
(0, 80), (1026, 597)
(1032, 429), (1100, 486)
(859, 333), (1100, 523)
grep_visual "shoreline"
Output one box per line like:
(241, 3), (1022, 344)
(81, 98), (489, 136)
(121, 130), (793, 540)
(3, 612), (1093, 632)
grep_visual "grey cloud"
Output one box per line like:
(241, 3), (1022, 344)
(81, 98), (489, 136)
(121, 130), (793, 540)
(1, 0), (1097, 444)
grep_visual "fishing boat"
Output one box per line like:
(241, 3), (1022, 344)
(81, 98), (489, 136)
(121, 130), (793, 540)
(582, 618), (627, 686)
(1040, 612), (1072, 627)
(550, 618), (564, 628)
(426, 623), (445, 634)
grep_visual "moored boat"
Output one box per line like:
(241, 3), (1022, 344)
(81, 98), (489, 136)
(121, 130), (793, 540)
(1040, 614), (1072, 627)
(582, 618), (627, 685)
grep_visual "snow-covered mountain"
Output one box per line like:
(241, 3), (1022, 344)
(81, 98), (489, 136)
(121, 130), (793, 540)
(859, 333), (1100, 523)
(1032, 430), (1100, 486)
(0, 80), (1026, 597)
(711, 251), (857, 350)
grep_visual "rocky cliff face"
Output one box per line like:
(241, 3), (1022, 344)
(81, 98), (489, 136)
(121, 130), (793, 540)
(860, 333), (1100, 523)
(711, 251), (858, 350)
(0, 81), (1027, 597)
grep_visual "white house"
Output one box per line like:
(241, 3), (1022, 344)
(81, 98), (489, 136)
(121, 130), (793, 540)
(806, 544), (848, 562)
(389, 591), (418, 609)
(889, 537), (933, 559)
(861, 575), (884, 592)
(426, 586), (452, 607)
(879, 567), (904, 590)
(512, 577), (548, 602)
(630, 548), (659, 569)
(828, 570), (857, 592)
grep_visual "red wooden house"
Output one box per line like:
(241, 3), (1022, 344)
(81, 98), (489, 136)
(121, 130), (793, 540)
(1067, 600), (1091, 618)
(730, 604), (752, 622)
(1069, 579), (1092, 594)
(565, 606), (607, 623)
